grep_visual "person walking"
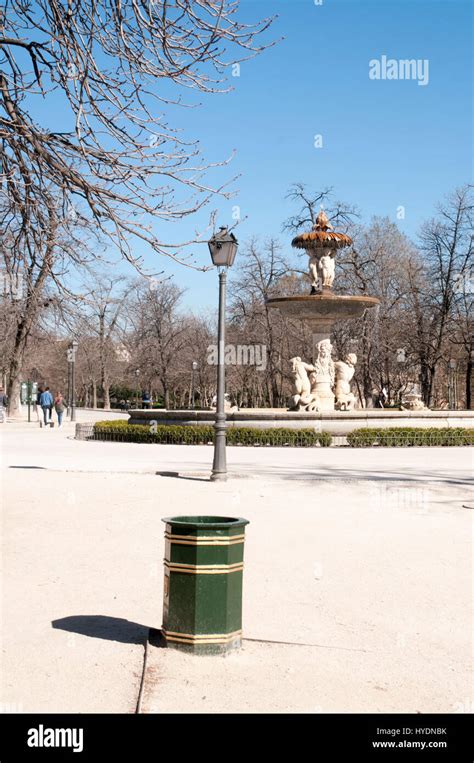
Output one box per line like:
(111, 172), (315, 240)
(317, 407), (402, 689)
(0, 388), (8, 423)
(35, 385), (44, 423)
(39, 387), (54, 427)
(54, 391), (66, 427)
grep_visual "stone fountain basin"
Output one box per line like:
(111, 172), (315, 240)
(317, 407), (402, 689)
(126, 408), (474, 435)
(266, 293), (380, 322)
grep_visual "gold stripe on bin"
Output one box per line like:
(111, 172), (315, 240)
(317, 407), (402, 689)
(164, 560), (244, 575)
(163, 629), (242, 645)
(165, 532), (245, 546)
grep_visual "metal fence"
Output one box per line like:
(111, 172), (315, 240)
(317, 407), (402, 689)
(75, 423), (473, 448)
(75, 423), (331, 447)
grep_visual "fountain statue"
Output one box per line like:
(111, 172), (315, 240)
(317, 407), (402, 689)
(305, 210), (338, 293)
(267, 211), (380, 412)
(334, 353), (357, 411)
(288, 357), (316, 410)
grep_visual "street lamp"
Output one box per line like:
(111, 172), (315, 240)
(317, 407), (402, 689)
(66, 355), (72, 414)
(395, 348), (407, 407)
(67, 340), (79, 422)
(208, 226), (238, 481)
(448, 358), (457, 410)
(191, 361), (198, 410)
(134, 368), (140, 408)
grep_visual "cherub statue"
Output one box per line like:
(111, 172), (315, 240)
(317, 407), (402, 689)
(308, 211), (336, 294)
(312, 339), (335, 385)
(315, 210), (333, 231)
(319, 249), (336, 288)
(307, 339), (335, 411)
(334, 353), (357, 410)
(308, 253), (321, 294)
(288, 356), (317, 410)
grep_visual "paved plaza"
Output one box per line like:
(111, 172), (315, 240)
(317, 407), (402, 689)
(1, 413), (472, 713)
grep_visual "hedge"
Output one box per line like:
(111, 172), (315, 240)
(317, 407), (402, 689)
(92, 420), (332, 447)
(347, 427), (474, 447)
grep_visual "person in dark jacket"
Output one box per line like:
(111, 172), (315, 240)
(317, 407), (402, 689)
(0, 388), (7, 423)
(39, 387), (54, 426)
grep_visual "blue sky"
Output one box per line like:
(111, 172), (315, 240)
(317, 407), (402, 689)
(38, 0), (473, 308)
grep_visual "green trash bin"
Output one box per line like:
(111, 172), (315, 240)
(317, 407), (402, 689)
(162, 515), (249, 654)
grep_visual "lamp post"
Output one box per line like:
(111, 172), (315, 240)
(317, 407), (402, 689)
(396, 348), (406, 407)
(448, 358), (457, 410)
(208, 226), (238, 481)
(191, 361), (198, 410)
(27, 379), (32, 423)
(67, 340), (79, 422)
(66, 357), (72, 415)
(135, 368), (140, 408)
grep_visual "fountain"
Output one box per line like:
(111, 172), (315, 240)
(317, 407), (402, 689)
(128, 209), (474, 434)
(266, 210), (380, 412)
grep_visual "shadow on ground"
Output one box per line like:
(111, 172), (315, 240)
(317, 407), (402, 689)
(9, 465), (46, 469)
(156, 471), (210, 482)
(222, 462), (471, 486)
(281, 469), (469, 486)
(52, 615), (148, 645)
(148, 628), (167, 648)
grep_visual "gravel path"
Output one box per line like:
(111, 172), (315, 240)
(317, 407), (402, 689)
(1, 424), (472, 713)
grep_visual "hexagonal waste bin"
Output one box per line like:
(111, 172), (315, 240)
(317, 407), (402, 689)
(162, 516), (249, 654)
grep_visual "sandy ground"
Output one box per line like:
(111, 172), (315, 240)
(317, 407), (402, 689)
(0, 422), (472, 714)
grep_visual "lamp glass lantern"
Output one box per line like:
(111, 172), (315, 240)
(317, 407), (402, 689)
(208, 227), (238, 267)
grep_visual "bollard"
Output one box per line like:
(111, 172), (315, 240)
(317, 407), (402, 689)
(162, 515), (249, 654)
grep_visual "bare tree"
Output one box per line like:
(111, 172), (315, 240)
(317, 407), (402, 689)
(282, 183), (359, 235)
(230, 238), (295, 406)
(0, 1), (274, 261)
(415, 185), (473, 405)
(0, 200), (92, 414)
(334, 217), (421, 405)
(0, 1), (275, 413)
(451, 287), (474, 408)
(129, 279), (189, 409)
(69, 273), (130, 409)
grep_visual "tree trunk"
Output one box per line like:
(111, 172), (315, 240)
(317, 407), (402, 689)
(92, 381), (98, 409)
(7, 372), (22, 418)
(7, 322), (30, 418)
(267, 378), (274, 408)
(427, 365), (436, 408)
(466, 357), (473, 410)
(103, 383), (110, 410)
(419, 362), (431, 407)
(6, 204), (56, 417)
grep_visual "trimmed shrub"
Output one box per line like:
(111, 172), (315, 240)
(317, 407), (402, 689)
(346, 429), (378, 447)
(92, 420), (332, 447)
(347, 427), (474, 447)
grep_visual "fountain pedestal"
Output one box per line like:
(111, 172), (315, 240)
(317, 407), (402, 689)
(267, 293), (380, 412)
(267, 293), (380, 358)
